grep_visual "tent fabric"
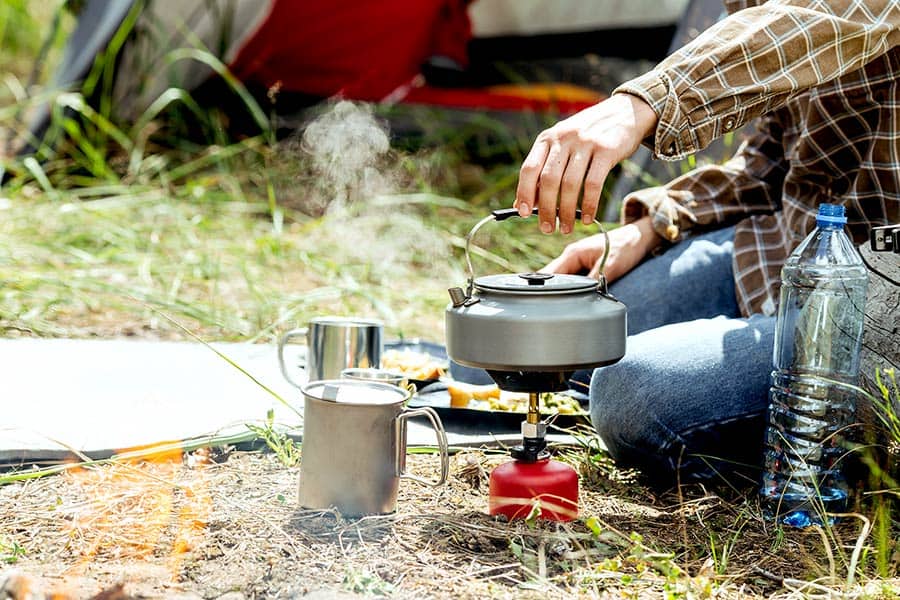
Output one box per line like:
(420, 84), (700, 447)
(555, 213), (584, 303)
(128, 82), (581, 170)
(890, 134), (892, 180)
(401, 83), (604, 114)
(228, 0), (473, 103)
(24, 0), (135, 143)
(51, 0), (135, 90)
(23, 0), (274, 147)
(469, 0), (689, 36)
(112, 0), (271, 121)
(22, 0), (696, 155)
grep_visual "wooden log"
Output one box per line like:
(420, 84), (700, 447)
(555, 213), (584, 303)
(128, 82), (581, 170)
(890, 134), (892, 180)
(858, 244), (900, 479)
(860, 245), (899, 390)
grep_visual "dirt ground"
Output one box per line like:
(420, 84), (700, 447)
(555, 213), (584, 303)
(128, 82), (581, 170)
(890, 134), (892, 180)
(2, 441), (896, 600)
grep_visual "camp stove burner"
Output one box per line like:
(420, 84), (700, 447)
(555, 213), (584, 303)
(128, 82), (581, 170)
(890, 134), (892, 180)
(485, 370), (571, 393)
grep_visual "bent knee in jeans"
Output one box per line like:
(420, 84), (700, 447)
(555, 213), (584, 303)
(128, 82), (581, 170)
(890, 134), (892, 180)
(589, 316), (774, 488)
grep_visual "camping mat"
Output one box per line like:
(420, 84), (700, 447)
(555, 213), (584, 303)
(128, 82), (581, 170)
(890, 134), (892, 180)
(0, 339), (577, 466)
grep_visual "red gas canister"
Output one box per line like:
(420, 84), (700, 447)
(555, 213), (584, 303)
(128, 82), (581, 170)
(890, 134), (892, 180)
(488, 458), (579, 522)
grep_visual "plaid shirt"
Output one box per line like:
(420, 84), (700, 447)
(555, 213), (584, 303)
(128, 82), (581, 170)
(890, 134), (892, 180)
(615, 0), (900, 316)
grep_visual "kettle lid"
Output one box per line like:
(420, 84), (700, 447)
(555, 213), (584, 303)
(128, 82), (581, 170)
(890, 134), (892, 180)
(474, 272), (598, 294)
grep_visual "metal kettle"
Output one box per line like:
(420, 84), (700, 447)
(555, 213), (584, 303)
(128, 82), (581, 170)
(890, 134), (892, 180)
(445, 208), (627, 391)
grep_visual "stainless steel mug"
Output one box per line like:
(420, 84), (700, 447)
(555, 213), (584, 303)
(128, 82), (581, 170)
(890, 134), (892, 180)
(298, 379), (449, 516)
(277, 317), (383, 387)
(340, 367), (417, 395)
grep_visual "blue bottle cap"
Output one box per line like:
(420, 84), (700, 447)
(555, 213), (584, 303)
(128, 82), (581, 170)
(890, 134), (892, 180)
(816, 203), (847, 227)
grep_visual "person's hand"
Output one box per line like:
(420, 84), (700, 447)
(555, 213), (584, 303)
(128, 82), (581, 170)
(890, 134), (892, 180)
(515, 93), (658, 234)
(540, 216), (662, 282)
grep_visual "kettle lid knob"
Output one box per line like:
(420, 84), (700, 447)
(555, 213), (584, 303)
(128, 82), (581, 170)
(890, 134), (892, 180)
(518, 272), (554, 286)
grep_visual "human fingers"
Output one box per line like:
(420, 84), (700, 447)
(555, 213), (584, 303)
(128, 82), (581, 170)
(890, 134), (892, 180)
(591, 251), (631, 282)
(579, 154), (610, 225)
(540, 236), (606, 275)
(587, 255), (606, 280)
(537, 143), (566, 233)
(515, 139), (550, 217)
(588, 227), (646, 282)
(558, 149), (591, 234)
(540, 250), (585, 275)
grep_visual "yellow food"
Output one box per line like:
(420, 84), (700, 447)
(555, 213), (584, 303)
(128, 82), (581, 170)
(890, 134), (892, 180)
(447, 381), (501, 408)
(381, 349), (445, 381)
(445, 382), (584, 415)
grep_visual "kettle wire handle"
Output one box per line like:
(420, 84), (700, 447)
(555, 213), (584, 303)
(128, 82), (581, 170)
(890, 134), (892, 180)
(463, 207), (611, 296)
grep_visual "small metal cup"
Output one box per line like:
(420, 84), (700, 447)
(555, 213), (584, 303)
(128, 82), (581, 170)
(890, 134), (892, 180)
(298, 379), (449, 516)
(277, 317), (383, 387)
(340, 367), (416, 395)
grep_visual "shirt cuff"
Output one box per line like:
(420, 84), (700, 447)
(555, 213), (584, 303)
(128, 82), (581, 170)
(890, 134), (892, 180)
(615, 71), (718, 161)
(621, 187), (695, 243)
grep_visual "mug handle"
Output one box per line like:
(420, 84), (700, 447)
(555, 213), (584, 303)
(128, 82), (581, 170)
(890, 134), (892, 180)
(396, 406), (449, 487)
(277, 327), (308, 389)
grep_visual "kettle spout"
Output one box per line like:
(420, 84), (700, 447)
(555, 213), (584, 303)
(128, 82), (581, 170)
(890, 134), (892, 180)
(448, 287), (467, 308)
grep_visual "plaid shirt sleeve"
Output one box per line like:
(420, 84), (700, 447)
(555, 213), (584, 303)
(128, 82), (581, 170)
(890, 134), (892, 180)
(616, 0), (900, 161)
(622, 114), (789, 241)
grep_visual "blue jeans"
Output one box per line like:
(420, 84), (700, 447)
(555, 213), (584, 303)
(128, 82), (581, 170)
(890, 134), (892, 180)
(579, 227), (775, 487)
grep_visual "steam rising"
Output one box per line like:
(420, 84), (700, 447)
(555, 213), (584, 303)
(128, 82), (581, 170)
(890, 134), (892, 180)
(301, 101), (391, 209)
(297, 101), (452, 288)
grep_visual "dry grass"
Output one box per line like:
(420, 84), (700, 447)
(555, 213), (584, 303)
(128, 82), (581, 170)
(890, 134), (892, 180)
(2, 445), (898, 599)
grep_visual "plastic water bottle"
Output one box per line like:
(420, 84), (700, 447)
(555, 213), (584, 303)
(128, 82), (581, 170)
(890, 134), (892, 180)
(759, 203), (868, 528)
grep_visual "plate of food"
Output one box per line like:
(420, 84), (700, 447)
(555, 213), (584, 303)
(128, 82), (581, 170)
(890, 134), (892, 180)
(382, 340), (450, 389)
(409, 380), (591, 431)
